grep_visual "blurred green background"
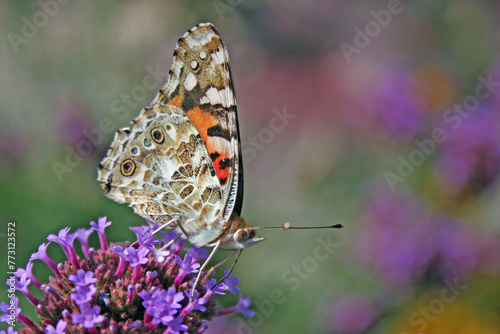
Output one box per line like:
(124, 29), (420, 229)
(1, 0), (500, 333)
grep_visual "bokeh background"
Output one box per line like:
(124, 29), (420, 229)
(2, 0), (500, 333)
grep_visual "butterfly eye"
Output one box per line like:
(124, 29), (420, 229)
(151, 128), (164, 144)
(248, 229), (256, 239)
(234, 229), (249, 243)
(121, 159), (135, 176)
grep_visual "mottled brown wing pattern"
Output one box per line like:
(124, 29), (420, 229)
(97, 104), (226, 243)
(151, 23), (243, 221)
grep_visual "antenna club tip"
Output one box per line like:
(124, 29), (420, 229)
(283, 222), (291, 229)
(333, 224), (344, 229)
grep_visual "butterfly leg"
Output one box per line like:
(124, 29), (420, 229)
(129, 218), (177, 248)
(175, 220), (191, 239)
(158, 234), (180, 252)
(191, 240), (221, 296)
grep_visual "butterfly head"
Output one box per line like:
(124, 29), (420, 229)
(219, 217), (265, 249)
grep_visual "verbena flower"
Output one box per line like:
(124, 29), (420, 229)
(325, 294), (378, 334)
(1, 217), (254, 333)
(436, 105), (500, 194)
(356, 189), (435, 286)
(356, 187), (488, 286)
(343, 67), (426, 143)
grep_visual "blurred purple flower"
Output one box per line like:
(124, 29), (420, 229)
(357, 187), (491, 286)
(326, 295), (378, 334)
(0, 327), (17, 334)
(53, 99), (92, 146)
(357, 189), (435, 286)
(430, 219), (480, 281)
(0, 130), (28, 167)
(437, 105), (500, 194)
(354, 67), (425, 143)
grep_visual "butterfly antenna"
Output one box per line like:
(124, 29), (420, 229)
(254, 222), (344, 230)
(213, 249), (243, 288)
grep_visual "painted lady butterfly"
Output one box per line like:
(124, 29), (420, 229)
(97, 23), (265, 255)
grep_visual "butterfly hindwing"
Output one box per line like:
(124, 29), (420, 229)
(97, 104), (225, 235)
(151, 23), (243, 221)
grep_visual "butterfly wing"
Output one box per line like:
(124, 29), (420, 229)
(151, 23), (243, 222)
(97, 104), (230, 245)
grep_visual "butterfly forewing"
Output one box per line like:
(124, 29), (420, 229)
(151, 23), (243, 220)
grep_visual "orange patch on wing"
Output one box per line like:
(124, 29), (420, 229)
(167, 96), (183, 109)
(185, 106), (216, 144)
(184, 106), (232, 185)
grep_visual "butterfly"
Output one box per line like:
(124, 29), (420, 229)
(97, 23), (265, 257)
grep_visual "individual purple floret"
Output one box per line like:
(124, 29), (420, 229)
(70, 285), (97, 305)
(44, 319), (67, 334)
(90, 216), (111, 250)
(71, 303), (105, 329)
(222, 270), (240, 294)
(74, 228), (93, 258)
(68, 269), (98, 287)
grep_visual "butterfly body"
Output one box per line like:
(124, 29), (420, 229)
(97, 23), (264, 249)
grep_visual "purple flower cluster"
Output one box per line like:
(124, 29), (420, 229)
(1, 217), (254, 333)
(437, 105), (500, 194)
(356, 188), (486, 287)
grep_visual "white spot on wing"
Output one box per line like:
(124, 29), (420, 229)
(211, 48), (225, 65)
(184, 72), (197, 91)
(207, 136), (234, 158)
(190, 60), (198, 69)
(200, 51), (207, 59)
(200, 87), (235, 108)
